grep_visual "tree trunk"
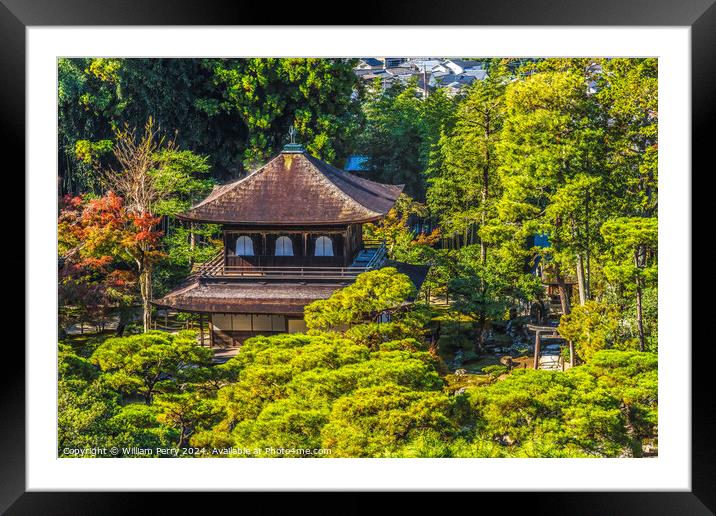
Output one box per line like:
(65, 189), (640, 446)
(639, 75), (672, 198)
(480, 161), (489, 263)
(115, 309), (129, 337)
(575, 254), (587, 306)
(139, 262), (153, 333)
(555, 270), (571, 315)
(474, 318), (486, 355)
(533, 301), (545, 325)
(585, 192), (591, 300)
(552, 215), (571, 315)
(178, 425), (187, 448)
(189, 222), (196, 269)
(144, 386), (154, 405)
(623, 403), (643, 457)
(473, 325), (481, 355)
(635, 277), (645, 352)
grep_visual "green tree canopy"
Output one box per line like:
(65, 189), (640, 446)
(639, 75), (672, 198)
(58, 58), (363, 193)
(357, 78), (455, 200)
(189, 332), (450, 457)
(558, 300), (624, 362)
(90, 330), (214, 403)
(427, 61), (509, 260)
(303, 267), (429, 348)
(466, 350), (657, 457)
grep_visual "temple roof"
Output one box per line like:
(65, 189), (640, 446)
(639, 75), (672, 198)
(152, 263), (429, 315)
(153, 279), (345, 315)
(178, 149), (404, 225)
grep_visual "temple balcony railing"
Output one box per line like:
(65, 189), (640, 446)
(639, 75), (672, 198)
(196, 240), (387, 280)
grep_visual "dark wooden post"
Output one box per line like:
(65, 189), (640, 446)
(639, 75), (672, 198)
(261, 233), (267, 265)
(533, 331), (541, 370)
(208, 314), (214, 348)
(199, 313), (205, 346)
(349, 225), (353, 252)
(343, 230), (349, 266)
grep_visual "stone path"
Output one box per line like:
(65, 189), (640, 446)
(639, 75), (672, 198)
(211, 347), (241, 363)
(66, 315), (120, 335)
(538, 343), (563, 371)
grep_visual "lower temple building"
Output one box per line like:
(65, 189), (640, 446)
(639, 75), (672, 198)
(153, 143), (427, 347)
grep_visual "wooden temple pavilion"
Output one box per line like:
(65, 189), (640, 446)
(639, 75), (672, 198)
(153, 143), (428, 347)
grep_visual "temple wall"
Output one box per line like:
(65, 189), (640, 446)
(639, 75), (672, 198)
(210, 313), (307, 347)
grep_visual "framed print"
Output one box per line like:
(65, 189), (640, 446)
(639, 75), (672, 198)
(2, 0), (711, 513)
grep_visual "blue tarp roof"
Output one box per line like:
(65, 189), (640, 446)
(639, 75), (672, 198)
(344, 155), (369, 172)
(359, 58), (382, 67)
(534, 233), (550, 247)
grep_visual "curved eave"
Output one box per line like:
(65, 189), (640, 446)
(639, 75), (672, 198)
(174, 213), (390, 226)
(151, 298), (307, 316)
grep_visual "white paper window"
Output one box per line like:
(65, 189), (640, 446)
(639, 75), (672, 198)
(236, 235), (254, 256)
(231, 314), (252, 331)
(271, 315), (287, 332)
(275, 236), (294, 256)
(314, 236), (334, 256)
(211, 313), (232, 330)
(252, 314), (272, 331)
(288, 319), (307, 333)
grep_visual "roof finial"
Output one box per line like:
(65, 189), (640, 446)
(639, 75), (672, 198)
(282, 125), (305, 153)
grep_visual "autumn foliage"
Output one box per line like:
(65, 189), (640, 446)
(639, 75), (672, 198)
(60, 192), (163, 263)
(58, 192), (164, 330)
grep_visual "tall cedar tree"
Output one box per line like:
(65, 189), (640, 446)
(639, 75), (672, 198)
(496, 69), (603, 314)
(427, 60), (509, 262)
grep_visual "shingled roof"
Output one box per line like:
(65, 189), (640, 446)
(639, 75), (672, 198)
(153, 279), (345, 315)
(152, 262), (430, 314)
(178, 149), (404, 225)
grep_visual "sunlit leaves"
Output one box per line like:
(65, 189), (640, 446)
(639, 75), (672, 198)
(90, 330), (214, 402)
(466, 350), (657, 457)
(304, 267), (416, 335)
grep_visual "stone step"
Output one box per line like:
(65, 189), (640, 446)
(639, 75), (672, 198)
(539, 354), (562, 370)
(350, 248), (380, 267)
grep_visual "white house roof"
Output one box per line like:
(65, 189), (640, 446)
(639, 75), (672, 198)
(445, 59), (484, 73)
(405, 59), (442, 70)
(463, 69), (488, 80)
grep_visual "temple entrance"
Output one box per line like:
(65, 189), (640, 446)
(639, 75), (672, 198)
(526, 324), (574, 371)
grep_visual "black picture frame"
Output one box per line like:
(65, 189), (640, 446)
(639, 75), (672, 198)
(3, 1), (708, 513)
